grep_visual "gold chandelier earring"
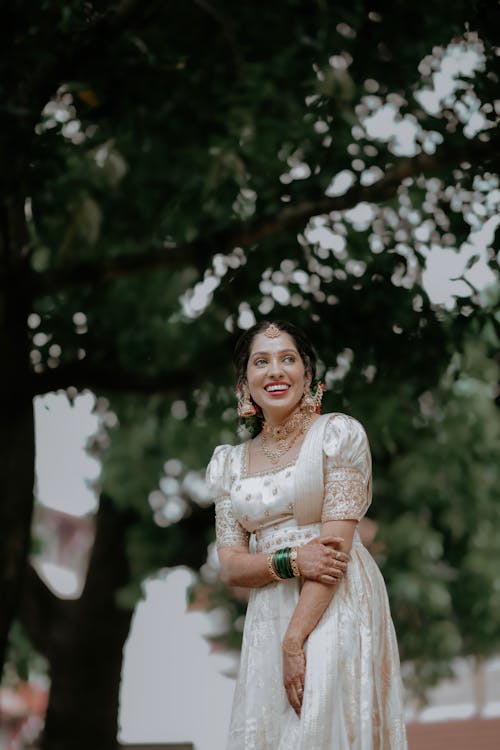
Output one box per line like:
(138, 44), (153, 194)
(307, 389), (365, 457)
(237, 385), (259, 418)
(301, 380), (325, 414)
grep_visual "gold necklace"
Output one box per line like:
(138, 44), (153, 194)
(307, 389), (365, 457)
(262, 409), (307, 440)
(260, 409), (313, 464)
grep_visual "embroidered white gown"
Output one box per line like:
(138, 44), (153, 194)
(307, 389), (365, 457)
(207, 413), (408, 750)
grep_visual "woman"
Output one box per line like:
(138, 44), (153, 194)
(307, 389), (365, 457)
(207, 320), (407, 749)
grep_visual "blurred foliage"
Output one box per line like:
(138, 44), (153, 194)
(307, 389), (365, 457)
(377, 334), (500, 695)
(1, 0), (499, 702)
(4, 622), (48, 686)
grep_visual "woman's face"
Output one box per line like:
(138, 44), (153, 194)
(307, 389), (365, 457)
(245, 331), (308, 420)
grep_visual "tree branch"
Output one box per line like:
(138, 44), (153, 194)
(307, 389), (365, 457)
(30, 361), (210, 396)
(28, 137), (495, 296)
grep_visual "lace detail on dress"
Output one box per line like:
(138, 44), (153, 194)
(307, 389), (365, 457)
(215, 496), (250, 548)
(321, 466), (369, 522)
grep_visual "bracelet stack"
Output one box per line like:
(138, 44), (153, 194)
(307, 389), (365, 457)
(290, 547), (300, 577)
(267, 552), (282, 581)
(267, 546), (301, 581)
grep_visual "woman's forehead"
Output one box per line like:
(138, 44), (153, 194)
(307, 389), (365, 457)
(249, 331), (298, 355)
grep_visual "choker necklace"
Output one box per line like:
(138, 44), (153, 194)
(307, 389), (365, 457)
(260, 409), (313, 464)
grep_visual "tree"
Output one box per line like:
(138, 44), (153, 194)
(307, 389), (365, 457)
(380, 331), (500, 698)
(1, 0), (499, 747)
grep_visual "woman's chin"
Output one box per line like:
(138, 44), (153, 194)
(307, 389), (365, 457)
(260, 395), (301, 417)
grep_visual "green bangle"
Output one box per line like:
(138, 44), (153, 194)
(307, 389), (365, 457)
(267, 553), (282, 581)
(283, 548), (294, 578)
(272, 549), (284, 579)
(273, 547), (293, 579)
(272, 549), (283, 578)
(278, 548), (291, 579)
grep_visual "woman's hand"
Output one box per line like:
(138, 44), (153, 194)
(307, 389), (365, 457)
(282, 643), (306, 717)
(297, 535), (349, 584)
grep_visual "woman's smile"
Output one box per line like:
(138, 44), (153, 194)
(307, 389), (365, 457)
(265, 381), (290, 396)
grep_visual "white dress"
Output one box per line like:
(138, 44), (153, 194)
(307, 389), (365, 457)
(207, 413), (408, 750)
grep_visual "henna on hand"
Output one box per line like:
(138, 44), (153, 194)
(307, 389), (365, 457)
(297, 535), (349, 584)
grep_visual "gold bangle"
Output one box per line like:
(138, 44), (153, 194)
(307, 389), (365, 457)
(282, 642), (304, 657)
(267, 553), (282, 582)
(290, 546), (301, 577)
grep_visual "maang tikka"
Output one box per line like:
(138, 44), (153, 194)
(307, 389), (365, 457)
(263, 323), (281, 338)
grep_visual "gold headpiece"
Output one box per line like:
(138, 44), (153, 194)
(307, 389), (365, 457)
(263, 323), (281, 338)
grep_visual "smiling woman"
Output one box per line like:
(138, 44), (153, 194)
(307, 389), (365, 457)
(244, 327), (315, 468)
(206, 320), (408, 749)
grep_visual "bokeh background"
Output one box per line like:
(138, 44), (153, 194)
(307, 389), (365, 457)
(0, 1), (499, 748)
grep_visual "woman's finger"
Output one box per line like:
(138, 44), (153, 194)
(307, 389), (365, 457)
(319, 535), (345, 547)
(288, 686), (302, 717)
(320, 563), (344, 580)
(330, 548), (349, 563)
(321, 574), (339, 584)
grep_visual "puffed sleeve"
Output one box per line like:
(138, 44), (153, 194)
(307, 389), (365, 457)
(321, 414), (372, 523)
(206, 444), (250, 549)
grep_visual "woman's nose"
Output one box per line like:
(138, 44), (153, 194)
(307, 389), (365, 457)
(268, 357), (284, 378)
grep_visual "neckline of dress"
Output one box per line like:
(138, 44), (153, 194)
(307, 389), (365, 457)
(241, 441), (298, 479)
(240, 412), (338, 479)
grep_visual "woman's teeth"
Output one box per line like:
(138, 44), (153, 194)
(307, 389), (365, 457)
(266, 385), (289, 392)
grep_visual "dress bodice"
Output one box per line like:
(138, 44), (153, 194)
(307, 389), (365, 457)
(231, 443), (297, 533)
(207, 412), (372, 550)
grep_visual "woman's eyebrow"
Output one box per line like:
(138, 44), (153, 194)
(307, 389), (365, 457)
(251, 348), (298, 356)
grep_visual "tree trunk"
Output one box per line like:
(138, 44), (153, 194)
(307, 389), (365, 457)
(43, 601), (133, 750)
(0, 191), (35, 675)
(20, 497), (135, 750)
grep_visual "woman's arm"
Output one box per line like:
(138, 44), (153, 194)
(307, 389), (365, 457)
(218, 533), (349, 588)
(282, 519), (357, 716)
(283, 520), (356, 647)
(218, 545), (275, 587)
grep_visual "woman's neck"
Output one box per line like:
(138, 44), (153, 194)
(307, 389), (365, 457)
(261, 403), (301, 428)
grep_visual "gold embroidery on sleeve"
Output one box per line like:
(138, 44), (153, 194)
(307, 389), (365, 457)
(215, 496), (250, 548)
(322, 466), (368, 522)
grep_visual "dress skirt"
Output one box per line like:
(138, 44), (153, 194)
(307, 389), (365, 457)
(226, 526), (408, 750)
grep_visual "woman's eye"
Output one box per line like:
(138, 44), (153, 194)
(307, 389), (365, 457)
(283, 356), (296, 363)
(254, 358), (267, 366)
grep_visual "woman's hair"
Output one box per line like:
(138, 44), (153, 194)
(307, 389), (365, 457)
(233, 319), (318, 386)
